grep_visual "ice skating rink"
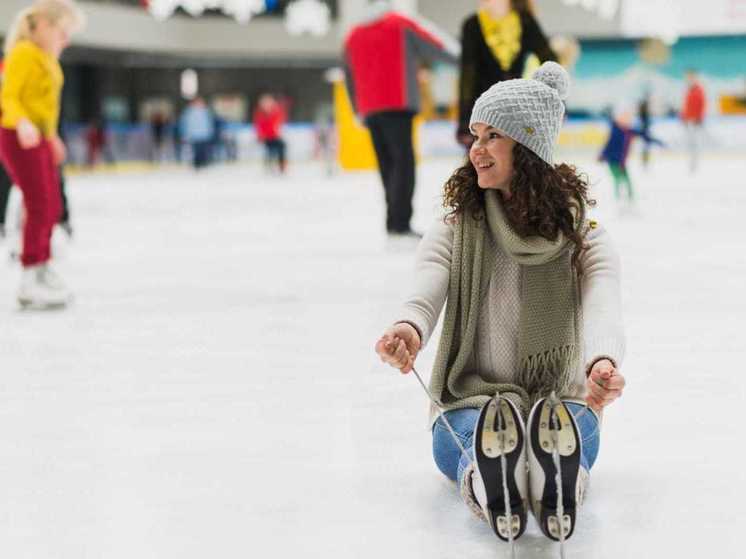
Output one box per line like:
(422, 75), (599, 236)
(1, 154), (743, 558)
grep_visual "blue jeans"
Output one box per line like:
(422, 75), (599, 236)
(432, 403), (600, 486)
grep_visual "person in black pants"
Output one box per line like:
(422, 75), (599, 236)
(366, 111), (416, 236)
(457, 0), (555, 147)
(0, 162), (11, 238)
(638, 95), (652, 169)
(344, 3), (457, 238)
(58, 170), (72, 237)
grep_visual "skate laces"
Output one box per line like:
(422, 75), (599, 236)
(411, 367), (472, 465)
(412, 368), (519, 558)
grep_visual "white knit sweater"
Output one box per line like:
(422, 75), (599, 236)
(397, 216), (626, 402)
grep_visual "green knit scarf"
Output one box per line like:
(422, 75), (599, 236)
(429, 189), (584, 416)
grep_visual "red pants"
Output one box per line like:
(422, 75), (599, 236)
(0, 128), (61, 267)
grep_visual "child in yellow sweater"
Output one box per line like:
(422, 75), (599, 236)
(0, 0), (84, 309)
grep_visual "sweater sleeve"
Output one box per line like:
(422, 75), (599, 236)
(400, 13), (460, 65)
(0, 45), (33, 128)
(395, 217), (454, 346)
(578, 225), (626, 373)
(522, 12), (557, 63)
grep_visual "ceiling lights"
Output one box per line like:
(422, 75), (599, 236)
(560, 0), (620, 21)
(146, 0), (331, 35)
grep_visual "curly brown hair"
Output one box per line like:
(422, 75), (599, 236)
(443, 143), (596, 268)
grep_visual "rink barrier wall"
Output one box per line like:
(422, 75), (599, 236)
(61, 116), (746, 167)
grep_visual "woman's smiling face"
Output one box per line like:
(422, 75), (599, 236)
(469, 122), (516, 196)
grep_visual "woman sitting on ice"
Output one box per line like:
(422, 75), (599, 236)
(375, 62), (626, 546)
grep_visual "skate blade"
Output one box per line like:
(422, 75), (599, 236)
(538, 399), (577, 456)
(481, 398), (519, 458)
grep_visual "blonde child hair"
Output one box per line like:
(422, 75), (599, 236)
(4, 0), (85, 56)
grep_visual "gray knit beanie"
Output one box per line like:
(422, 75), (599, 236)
(469, 62), (569, 165)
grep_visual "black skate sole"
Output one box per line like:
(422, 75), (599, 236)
(474, 397), (527, 541)
(529, 398), (582, 541)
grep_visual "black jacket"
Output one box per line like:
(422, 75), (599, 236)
(457, 11), (556, 137)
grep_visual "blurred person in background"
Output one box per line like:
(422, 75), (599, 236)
(0, 0), (84, 309)
(375, 63), (626, 545)
(599, 106), (663, 209)
(313, 102), (335, 177)
(457, 0), (556, 148)
(253, 93), (288, 174)
(0, 60), (11, 240)
(637, 91), (653, 169)
(57, 122), (72, 237)
(344, 0), (458, 239)
(179, 96), (214, 170)
(681, 68), (706, 174)
(172, 117), (183, 163)
(85, 116), (112, 167)
(150, 111), (167, 163)
(0, 163), (11, 239)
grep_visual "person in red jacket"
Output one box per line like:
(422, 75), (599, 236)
(681, 69), (706, 173)
(254, 93), (288, 174)
(344, 1), (457, 238)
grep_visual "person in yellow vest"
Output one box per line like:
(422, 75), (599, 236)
(457, 0), (555, 147)
(0, 0), (84, 309)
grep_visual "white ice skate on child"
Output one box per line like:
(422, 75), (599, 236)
(527, 392), (587, 550)
(472, 393), (529, 545)
(18, 263), (72, 309)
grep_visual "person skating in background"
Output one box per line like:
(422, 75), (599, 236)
(0, 163), (11, 239)
(55, 115), (72, 237)
(57, 165), (72, 236)
(599, 107), (663, 206)
(344, 0), (458, 239)
(681, 68), (706, 174)
(85, 117), (109, 167)
(253, 93), (288, 174)
(150, 111), (167, 163)
(313, 102), (335, 177)
(637, 92), (653, 169)
(0, 0), (84, 309)
(210, 113), (228, 163)
(375, 63), (626, 546)
(0, 60), (10, 239)
(172, 117), (183, 163)
(179, 97), (214, 170)
(457, 0), (556, 148)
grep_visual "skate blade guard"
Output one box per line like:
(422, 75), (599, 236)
(530, 397), (582, 541)
(474, 397), (527, 541)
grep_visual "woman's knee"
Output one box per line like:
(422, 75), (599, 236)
(432, 423), (462, 481)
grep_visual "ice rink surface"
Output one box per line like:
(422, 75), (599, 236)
(1, 154), (744, 558)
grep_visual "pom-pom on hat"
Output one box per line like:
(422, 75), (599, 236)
(469, 61), (570, 165)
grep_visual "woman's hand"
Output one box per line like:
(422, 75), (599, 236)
(375, 323), (421, 374)
(17, 119), (41, 149)
(585, 359), (625, 412)
(50, 135), (67, 165)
